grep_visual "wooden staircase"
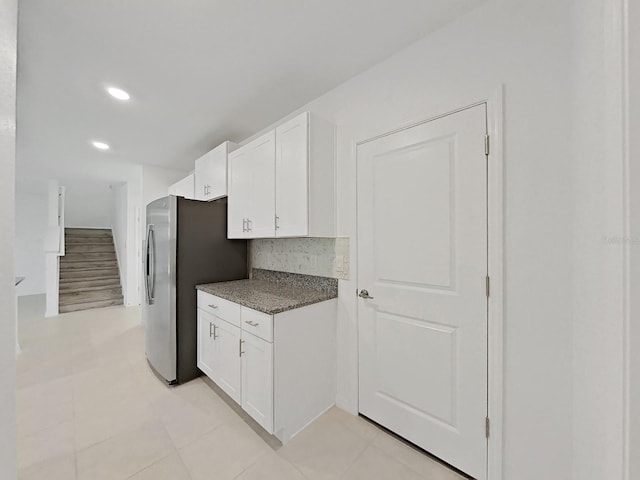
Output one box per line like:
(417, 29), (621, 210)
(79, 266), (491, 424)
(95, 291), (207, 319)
(59, 228), (123, 313)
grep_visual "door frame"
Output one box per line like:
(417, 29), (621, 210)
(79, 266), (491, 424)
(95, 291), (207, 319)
(355, 88), (505, 480)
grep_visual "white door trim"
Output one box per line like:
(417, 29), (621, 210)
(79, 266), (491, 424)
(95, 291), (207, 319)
(486, 87), (505, 480)
(355, 88), (505, 480)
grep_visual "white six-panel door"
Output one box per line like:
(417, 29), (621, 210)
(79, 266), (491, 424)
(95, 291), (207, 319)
(357, 105), (488, 480)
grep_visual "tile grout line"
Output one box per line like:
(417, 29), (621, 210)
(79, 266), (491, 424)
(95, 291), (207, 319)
(123, 447), (186, 480)
(229, 447), (270, 480)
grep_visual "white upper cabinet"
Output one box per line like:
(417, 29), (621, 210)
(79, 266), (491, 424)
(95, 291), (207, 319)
(228, 131), (276, 238)
(228, 112), (336, 239)
(228, 145), (254, 239)
(194, 141), (237, 201)
(168, 173), (195, 199)
(276, 112), (336, 237)
(275, 114), (308, 236)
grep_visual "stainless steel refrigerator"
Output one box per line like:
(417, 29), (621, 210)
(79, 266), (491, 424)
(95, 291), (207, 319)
(143, 195), (247, 385)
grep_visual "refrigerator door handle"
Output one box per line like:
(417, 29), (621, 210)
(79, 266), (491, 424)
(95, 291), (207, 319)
(149, 226), (156, 303)
(145, 224), (156, 305)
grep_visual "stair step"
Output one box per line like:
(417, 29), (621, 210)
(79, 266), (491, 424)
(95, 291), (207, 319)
(66, 244), (116, 254)
(65, 236), (114, 244)
(60, 260), (118, 271)
(60, 268), (120, 280)
(60, 277), (120, 290)
(59, 297), (123, 313)
(62, 253), (117, 262)
(65, 228), (112, 237)
(60, 227), (122, 313)
(59, 282), (121, 293)
(59, 288), (123, 306)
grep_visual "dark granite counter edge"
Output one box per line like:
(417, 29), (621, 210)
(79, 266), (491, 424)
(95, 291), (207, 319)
(195, 278), (338, 315)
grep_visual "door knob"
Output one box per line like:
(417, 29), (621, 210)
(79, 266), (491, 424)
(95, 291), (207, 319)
(359, 289), (374, 299)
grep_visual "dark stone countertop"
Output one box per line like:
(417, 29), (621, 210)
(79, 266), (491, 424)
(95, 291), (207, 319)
(196, 270), (337, 315)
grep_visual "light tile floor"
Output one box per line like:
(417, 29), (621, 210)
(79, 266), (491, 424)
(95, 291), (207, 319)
(17, 295), (465, 480)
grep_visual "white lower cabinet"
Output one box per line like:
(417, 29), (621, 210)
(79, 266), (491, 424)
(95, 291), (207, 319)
(197, 291), (336, 443)
(241, 331), (273, 433)
(197, 309), (241, 404)
(197, 310), (216, 379)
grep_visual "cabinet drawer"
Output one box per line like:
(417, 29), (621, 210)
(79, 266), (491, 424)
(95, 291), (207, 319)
(241, 307), (273, 342)
(197, 291), (241, 327)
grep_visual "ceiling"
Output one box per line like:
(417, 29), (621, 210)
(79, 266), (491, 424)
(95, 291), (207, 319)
(16, 0), (483, 188)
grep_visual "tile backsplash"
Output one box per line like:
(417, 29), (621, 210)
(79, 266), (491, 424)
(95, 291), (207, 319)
(249, 237), (350, 280)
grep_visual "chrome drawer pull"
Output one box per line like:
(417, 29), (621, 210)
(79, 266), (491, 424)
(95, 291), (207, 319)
(208, 304), (218, 309)
(245, 320), (259, 327)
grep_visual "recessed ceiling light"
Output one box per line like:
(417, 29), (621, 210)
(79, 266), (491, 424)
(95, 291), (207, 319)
(106, 87), (130, 101)
(92, 141), (110, 150)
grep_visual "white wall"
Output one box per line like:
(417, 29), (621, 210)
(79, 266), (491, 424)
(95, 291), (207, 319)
(0, 0), (17, 477)
(64, 179), (114, 228)
(44, 181), (62, 317)
(571, 0), (628, 478)
(142, 164), (187, 207)
(111, 182), (128, 302)
(14, 191), (47, 296)
(628, 1), (639, 478)
(241, 1), (575, 478)
(110, 180), (142, 307)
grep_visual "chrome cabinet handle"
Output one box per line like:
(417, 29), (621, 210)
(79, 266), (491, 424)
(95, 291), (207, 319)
(239, 339), (245, 357)
(242, 218), (247, 232)
(275, 215), (280, 230)
(209, 322), (215, 338)
(359, 289), (374, 300)
(244, 320), (259, 327)
(247, 218), (252, 231)
(208, 304), (218, 309)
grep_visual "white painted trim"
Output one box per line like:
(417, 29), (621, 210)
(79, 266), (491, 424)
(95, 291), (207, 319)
(486, 87), (505, 480)
(621, 0), (631, 478)
(354, 89), (506, 480)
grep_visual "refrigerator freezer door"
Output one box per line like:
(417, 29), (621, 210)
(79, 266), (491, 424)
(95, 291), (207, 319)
(144, 196), (177, 383)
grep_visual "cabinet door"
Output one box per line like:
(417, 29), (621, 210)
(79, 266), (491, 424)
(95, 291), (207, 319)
(205, 144), (229, 200)
(275, 112), (309, 237)
(228, 147), (253, 238)
(241, 331), (274, 433)
(197, 310), (216, 379)
(195, 143), (230, 201)
(169, 174), (195, 199)
(247, 131), (276, 238)
(194, 153), (209, 201)
(211, 317), (242, 404)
